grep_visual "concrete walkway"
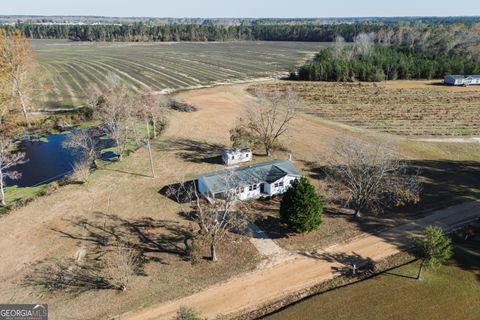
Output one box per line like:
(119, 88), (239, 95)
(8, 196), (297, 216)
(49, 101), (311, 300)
(119, 201), (480, 320)
(248, 222), (286, 257)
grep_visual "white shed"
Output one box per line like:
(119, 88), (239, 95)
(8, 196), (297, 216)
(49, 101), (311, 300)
(444, 75), (480, 86)
(221, 148), (252, 166)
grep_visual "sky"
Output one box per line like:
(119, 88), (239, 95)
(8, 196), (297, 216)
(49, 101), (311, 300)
(2, 0), (480, 18)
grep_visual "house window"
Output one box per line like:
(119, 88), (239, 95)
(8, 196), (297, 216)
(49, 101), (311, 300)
(236, 187), (244, 194)
(279, 181), (284, 187)
(274, 182), (279, 188)
(249, 184), (257, 191)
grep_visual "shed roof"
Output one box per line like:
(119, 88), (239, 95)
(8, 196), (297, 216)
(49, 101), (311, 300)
(445, 75), (480, 79)
(198, 160), (301, 194)
(222, 148), (251, 156)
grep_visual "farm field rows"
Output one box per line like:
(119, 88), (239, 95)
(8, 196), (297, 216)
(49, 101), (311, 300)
(255, 81), (480, 136)
(31, 40), (327, 108)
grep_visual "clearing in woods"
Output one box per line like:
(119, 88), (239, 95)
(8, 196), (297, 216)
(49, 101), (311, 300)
(31, 40), (328, 108)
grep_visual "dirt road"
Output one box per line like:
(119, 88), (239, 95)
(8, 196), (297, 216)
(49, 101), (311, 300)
(120, 201), (480, 320)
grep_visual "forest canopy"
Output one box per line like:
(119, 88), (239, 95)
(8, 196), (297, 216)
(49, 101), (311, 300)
(293, 45), (480, 82)
(291, 22), (480, 82)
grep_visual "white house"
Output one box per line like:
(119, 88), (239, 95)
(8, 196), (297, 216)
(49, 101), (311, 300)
(197, 159), (301, 201)
(444, 75), (480, 86)
(221, 148), (252, 166)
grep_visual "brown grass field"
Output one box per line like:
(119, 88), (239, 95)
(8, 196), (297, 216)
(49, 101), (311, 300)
(252, 80), (480, 136)
(0, 81), (478, 319)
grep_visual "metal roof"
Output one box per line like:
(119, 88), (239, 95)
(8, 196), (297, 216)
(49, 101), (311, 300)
(445, 75), (480, 79)
(222, 148), (251, 156)
(198, 160), (301, 194)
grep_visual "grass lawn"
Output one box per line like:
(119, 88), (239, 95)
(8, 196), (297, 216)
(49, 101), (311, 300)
(265, 233), (480, 320)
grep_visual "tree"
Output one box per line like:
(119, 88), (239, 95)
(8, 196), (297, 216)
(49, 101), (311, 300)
(134, 88), (168, 178)
(333, 35), (346, 58)
(280, 177), (323, 233)
(102, 245), (139, 291)
(191, 169), (250, 262)
(176, 307), (205, 320)
(63, 128), (101, 168)
(0, 137), (27, 206)
(70, 159), (91, 184)
(0, 29), (40, 128)
(232, 88), (297, 156)
(94, 77), (136, 161)
(416, 226), (453, 280)
(354, 32), (375, 57)
(325, 137), (420, 218)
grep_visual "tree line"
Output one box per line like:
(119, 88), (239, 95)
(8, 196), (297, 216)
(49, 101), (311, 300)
(294, 45), (480, 82)
(1, 23), (382, 42)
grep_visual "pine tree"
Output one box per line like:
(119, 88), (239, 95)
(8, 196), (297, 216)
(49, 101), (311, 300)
(416, 226), (453, 280)
(280, 177), (323, 233)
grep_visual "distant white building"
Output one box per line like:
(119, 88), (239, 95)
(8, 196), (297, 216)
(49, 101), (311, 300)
(444, 75), (480, 86)
(221, 148), (252, 166)
(197, 159), (301, 201)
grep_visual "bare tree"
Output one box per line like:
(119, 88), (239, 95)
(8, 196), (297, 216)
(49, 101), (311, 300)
(354, 32), (376, 57)
(0, 29), (42, 128)
(102, 245), (139, 291)
(0, 70), (9, 127)
(63, 128), (101, 168)
(0, 137), (27, 206)
(324, 137), (420, 218)
(136, 88), (167, 138)
(232, 88), (297, 156)
(71, 159), (91, 184)
(191, 169), (250, 262)
(134, 88), (168, 177)
(333, 35), (346, 58)
(25, 245), (139, 292)
(94, 77), (136, 161)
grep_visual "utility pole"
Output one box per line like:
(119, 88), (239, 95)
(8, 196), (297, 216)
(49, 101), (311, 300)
(146, 138), (155, 178)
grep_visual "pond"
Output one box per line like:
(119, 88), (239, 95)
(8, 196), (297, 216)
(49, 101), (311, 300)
(6, 132), (115, 188)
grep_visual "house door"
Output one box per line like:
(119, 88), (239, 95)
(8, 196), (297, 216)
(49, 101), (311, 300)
(260, 183), (266, 194)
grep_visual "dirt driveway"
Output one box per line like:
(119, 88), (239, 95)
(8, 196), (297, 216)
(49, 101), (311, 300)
(120, 201), (480, 320)
(0, 82), (357, 320)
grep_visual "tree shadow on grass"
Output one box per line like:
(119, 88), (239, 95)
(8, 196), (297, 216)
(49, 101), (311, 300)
(156, 138), (224, 164)
(25, 214), (198, 294)
(52, 213), (193, 264)
(450, 226), (480, 282)
(301, 251), (375, 275)
(159, 180), (198, 204)
(303, 159), (480, 216)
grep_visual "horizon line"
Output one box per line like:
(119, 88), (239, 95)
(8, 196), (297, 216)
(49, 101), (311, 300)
(1, 14), (479, 19)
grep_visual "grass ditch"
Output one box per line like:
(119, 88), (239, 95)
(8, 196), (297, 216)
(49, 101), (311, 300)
(251, 222), (480, 320)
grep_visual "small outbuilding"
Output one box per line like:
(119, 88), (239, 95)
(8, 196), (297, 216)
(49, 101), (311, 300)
(444, 75), (480, 86)
(197, 159), (301, 201)
(221, 148), (252, 166)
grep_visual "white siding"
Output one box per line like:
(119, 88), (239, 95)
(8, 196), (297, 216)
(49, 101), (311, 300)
(199, 174), (299, 201)
(268, 175), (299, 196)
(198, 177), (208, 196)
(222, 150), (252, 165)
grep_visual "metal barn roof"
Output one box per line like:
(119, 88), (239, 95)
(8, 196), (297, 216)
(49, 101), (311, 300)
(198, 160), (301, 194)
